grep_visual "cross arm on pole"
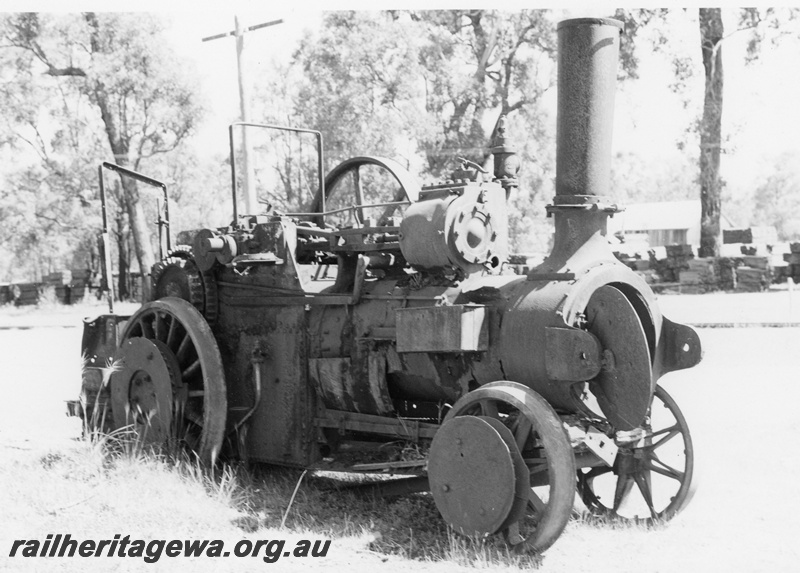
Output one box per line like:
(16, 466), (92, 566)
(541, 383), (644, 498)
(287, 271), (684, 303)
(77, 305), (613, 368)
(201, 18), (284, 42)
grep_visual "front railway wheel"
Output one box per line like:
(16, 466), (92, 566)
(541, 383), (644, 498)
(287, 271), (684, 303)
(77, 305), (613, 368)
(430, 382), (576, 554)
(577, 385), (695, 523)
(109, 297), (226, 465)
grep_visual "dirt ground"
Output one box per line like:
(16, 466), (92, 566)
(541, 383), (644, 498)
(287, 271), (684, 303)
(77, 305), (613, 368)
(1, 293), (799, 572)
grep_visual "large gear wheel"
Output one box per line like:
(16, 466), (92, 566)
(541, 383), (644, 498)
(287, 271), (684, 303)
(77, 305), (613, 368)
(165, 245), (193, 260)
(151, 251), (218, 327)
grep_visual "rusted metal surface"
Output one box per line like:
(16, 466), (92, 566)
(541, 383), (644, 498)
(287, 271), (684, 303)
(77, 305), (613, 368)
(396, 305), (488, 353)
(544, 326), (602, 381)
(585, 285), (653, 430)
(555, 18), (622, 201)
(73, 16), (705, 554)
(428, 415), (518, 536)
(111, 337), (176, 443)
(399, 180), (508, 273)
(116, 298), (227, 465)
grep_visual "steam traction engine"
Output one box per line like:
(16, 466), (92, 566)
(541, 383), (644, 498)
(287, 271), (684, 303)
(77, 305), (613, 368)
(74, 18), (702, 553)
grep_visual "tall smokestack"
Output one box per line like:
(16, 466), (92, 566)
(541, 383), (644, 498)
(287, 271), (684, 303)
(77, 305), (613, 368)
(555, 18), (623, 202)
(536, 18), (623, 271)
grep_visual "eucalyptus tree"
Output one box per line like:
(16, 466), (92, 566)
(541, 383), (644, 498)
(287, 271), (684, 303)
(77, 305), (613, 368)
(1, 12), (203, 293)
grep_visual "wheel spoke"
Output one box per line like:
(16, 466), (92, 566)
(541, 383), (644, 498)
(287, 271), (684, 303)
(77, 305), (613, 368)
(643, 456), (684, 482)
(633, 472), (659, 520)
(649, 424), (679, 440)
(513, 415), (533, 452)
(353, 166), (364, 207)
(175, 333), (192, 363)
(528, 489), (545, 514)
(613, 475), (634, 512)
(182, 358), (201, 381)
(480, 399), (499, 418)
(647, 427), (680, 451)
(139, 317), (154, 340)
(165, 315), (178, 348)
(153, 312), (164, 342)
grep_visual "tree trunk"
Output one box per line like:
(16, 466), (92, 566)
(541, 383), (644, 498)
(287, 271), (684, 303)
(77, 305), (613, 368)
(698, 8), (724, 257)
(115, 213), (130, 301)
(86, 12), (154, 300)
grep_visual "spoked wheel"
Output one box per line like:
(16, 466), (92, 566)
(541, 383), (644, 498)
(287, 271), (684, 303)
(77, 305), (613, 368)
(109, 297), (226, 465)
(308, 156), (421, 226)
(428, 381), (575, 554)
(577, 385), (695, 523)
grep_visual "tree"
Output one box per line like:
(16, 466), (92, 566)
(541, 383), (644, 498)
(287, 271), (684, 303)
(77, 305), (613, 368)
(408, 11), (558, 176)
(698, 8), (724, 257)
(616, 8), (800, 256)
(752, 152), (800, 240)
(280, 10), (561, 252)
(1, 13), (203, 294)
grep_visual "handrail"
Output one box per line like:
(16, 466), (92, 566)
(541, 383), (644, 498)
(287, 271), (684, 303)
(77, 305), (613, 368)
(98, 162), (171, 312)
(228, 122), (324, 222)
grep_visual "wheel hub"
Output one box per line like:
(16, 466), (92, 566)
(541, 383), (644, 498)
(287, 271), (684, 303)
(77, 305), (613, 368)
(428, 415), (519, 536)
(111, 337), (180, 443)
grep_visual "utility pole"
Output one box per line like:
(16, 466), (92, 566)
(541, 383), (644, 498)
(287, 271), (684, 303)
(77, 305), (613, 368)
(203, 17), (284, 216)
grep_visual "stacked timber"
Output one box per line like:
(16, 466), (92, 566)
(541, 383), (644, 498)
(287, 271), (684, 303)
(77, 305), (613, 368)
(507, 254), (530, 275)
(784, 243), (800, 284)
(679, 257), (718, 293)
(649, 244), (693, 282)
(42, 269), (89, 304)
(0, 284), (11, 305)
(717, 257), (743, 290)
(12, 282), (43, 306)
(723, 228), (752, 244)
(735, 255), (771, 292)
(723, 226), (778, 245)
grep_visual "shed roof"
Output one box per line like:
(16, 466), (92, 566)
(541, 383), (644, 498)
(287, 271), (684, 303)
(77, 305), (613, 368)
(609, 200), (700, 232)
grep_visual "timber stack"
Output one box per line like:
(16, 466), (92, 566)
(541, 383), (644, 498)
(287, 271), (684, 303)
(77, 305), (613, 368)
(784, 242), (800, 284)
(679, 257), (718, 293)
(735, 255), (771, 292)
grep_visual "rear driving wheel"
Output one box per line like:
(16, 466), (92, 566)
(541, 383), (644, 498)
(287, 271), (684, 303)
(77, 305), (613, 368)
(110, 297), (226, 464)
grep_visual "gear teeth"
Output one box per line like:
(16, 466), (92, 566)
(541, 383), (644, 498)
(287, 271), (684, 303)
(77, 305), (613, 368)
(201, 268), (219, 328)
(151, 253), (218, 327)
(167, 245), (193, 259)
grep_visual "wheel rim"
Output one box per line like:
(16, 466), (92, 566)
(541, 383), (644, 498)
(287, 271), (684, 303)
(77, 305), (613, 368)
(111, 297), (227, 464)
(577, 385), (695, 523)
(443, 381), (576, 553)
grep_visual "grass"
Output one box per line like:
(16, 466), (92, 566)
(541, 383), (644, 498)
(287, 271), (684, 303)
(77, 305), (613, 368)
(0, 315), (660, 572)
(7, 420), (664, 572)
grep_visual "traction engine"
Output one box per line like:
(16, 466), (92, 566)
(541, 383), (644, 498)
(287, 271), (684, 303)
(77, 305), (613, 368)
(73, 18), (702, 553)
